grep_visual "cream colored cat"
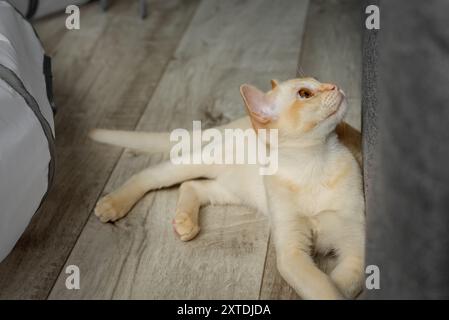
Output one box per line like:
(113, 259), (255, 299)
(89, 77), (365, 300)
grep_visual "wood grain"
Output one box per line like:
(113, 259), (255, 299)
(259, 0), (362, 299)
(48, 0), (309, 299)
(0, 0), (200, 299)
(298, 0), (362, 130)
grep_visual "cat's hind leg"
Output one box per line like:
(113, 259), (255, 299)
(173, 180), (241, 241)
(95, 161), (219, 223)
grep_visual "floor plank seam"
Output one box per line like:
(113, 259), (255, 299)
(258, 1), (311, 299)
(297, 0), (311, 77)
(45, 1), (203, 299)
(257, 231), (271, 300)
(44, 147), (126, 299)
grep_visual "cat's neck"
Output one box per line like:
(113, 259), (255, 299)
(265, 132), (343, 187)
(277, 132), (338, 155)
(275, 132), (340, 170)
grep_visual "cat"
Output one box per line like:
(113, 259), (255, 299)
(89, 77), (365, 300)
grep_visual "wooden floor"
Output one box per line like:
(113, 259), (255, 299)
(0, 0), (361, 299)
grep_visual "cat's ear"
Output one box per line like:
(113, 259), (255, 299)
(240, 84), (274, 126)
(270, 79), (279, 90)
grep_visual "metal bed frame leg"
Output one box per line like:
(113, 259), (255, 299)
(100, 0), (108, 12)
(140, 0), (148, 19)
(99, 0), (147, 19)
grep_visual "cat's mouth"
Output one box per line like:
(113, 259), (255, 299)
(327, 106), (340, 119)
(325, 89), (346, 120)
(326, 97), (344, 119)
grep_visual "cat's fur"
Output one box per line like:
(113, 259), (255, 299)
(89, 77), (365, 300)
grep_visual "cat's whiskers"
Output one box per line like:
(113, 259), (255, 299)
(297, 65), (306, 77)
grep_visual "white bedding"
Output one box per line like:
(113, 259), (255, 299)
(0, 1), (55, 262)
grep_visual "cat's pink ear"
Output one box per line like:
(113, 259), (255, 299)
(240, 84), (274, 126)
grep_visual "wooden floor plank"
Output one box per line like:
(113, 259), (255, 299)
(299, 0), (362, 129)
(259, 0), (363, 299)
(48, 0), (309, 299)
(0, 0), (200, 299)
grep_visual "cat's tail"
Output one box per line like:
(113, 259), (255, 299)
(89, 129), (173, 154)
(89, 117), (252, 155)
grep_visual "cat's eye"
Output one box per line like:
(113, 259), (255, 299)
(298, 88), (313, 99)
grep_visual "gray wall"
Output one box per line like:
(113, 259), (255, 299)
(364, 0), (449, 299)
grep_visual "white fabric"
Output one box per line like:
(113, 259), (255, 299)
(0, 1), (54, 262)
(5, 0), (26, 15)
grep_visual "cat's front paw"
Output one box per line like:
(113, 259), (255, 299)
(172, 212), (200, 241)
(94, 195), (129, 223)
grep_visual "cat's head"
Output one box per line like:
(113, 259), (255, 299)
(240, 77), (347, 143)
